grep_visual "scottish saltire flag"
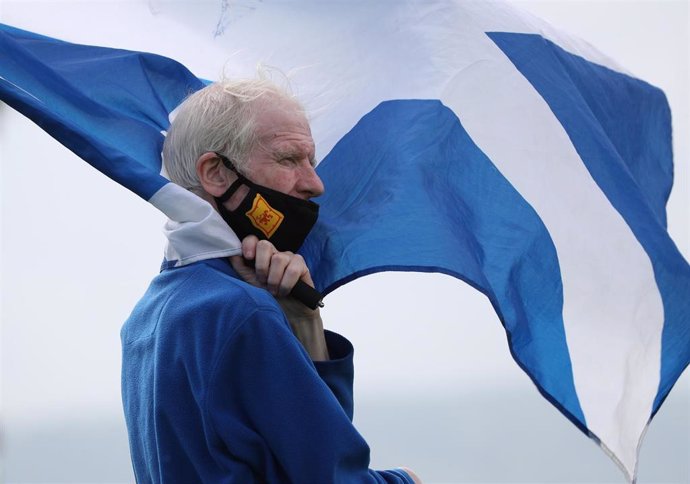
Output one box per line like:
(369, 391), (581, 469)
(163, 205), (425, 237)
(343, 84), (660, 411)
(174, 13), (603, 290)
(1, 1), (688, 481)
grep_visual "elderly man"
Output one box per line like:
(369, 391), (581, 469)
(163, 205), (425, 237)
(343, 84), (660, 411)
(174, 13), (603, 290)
(121, 79), (421, 484)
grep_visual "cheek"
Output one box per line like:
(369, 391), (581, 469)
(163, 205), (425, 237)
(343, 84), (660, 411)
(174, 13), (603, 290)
(252, 168), (296, 193)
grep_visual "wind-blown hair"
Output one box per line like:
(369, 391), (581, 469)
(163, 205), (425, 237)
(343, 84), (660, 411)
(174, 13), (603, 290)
(162, 78), (300, 192)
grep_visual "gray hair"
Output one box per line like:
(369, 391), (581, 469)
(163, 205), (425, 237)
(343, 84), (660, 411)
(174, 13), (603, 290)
(162, 78), (301, 192)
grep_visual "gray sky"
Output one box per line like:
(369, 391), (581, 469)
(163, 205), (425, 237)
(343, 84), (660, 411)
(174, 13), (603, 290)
(1, 1), (688, 482)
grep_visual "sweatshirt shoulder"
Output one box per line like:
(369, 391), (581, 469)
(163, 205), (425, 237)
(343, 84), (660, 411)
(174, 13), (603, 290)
(169, 260), (280, 310)
(122, 260), (286, 344)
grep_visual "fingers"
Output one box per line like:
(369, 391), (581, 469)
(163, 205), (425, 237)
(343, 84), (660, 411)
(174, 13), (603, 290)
(240, 235), (259, 260)
(268, 253), (309, 298)
(254, 239), (278, 285)
(229, 254), (259, 286)
(237, 236), (312, 298)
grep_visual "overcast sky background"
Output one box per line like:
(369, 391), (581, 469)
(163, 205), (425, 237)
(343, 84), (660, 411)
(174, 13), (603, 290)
(1, 1), (688, 483)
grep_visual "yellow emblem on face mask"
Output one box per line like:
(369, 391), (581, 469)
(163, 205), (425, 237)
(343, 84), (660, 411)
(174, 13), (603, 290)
(246, 193), (285, 238)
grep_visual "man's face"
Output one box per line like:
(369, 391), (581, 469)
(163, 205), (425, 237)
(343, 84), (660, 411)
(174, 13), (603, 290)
(242, 96), (325, 200)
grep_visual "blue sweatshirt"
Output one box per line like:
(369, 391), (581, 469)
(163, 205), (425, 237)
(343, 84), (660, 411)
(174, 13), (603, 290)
(121, 257), (413, 484)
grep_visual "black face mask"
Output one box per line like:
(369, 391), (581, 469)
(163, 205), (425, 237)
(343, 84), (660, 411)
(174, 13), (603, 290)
(213, 154), (319, 253)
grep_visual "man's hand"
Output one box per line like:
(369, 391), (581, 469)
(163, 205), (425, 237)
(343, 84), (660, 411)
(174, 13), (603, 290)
(229, 235), (329, 361)
(230, 235), (312, 298)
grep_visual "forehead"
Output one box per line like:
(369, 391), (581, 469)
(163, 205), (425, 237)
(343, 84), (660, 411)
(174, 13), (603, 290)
(252, 96), (314, 153)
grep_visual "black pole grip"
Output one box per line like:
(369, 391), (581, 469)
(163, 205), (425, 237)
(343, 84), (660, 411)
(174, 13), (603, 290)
(290, 279), (324, 310)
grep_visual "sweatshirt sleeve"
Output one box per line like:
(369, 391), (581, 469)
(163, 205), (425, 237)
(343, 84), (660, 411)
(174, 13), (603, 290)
(206, 306), (414, 484)
(313, 330), (355, 421)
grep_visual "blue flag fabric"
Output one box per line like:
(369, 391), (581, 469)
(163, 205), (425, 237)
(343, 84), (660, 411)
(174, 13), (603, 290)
(0, 23), (203, 200)
(2, 23), (239, 265)
(300, 98), (588, 429)
(1, 2), (688, 481)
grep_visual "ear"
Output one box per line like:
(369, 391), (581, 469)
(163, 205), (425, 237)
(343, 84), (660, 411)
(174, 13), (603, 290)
(196, 152), (237, 197)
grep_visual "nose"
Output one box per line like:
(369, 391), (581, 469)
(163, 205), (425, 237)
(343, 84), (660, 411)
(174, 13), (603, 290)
(295, 163), (325, 199)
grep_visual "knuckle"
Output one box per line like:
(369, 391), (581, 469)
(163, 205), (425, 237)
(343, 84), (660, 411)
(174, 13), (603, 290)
(285, 265), (302, 280)
(270, 252), (286, 263)
(242, 235), (258, 248)
(256, 239), (275, 251)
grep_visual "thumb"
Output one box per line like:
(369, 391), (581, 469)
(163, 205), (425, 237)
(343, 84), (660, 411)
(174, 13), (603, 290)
(229, 255), (261, 287)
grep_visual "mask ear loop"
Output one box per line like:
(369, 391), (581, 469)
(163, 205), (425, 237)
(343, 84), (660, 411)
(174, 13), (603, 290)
(214, 152), (240, 174)
(214, 152), (247, 204)
(216, 177), (245, 204)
